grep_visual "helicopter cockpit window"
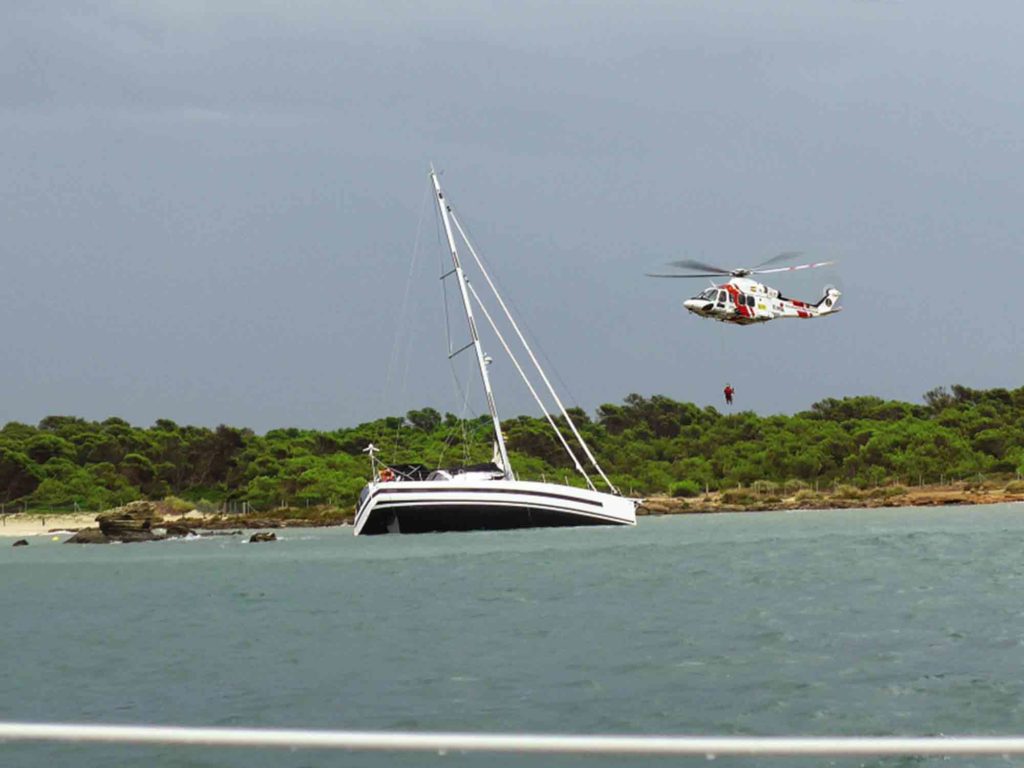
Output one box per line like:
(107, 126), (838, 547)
(717, 291), (727, 303)
(699, 288), (716, 300)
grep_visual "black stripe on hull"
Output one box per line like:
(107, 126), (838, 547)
(357, 503), (625, 535)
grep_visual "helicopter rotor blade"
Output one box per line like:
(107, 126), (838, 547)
(752, 260), (835, 276)
(649, 254), (835, 279)
(665, 258), (732, 274)
(646, 272), (729, 278)
(752, 251), (804, 269)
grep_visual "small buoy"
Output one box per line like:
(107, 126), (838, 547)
(52, 536), (60, 541)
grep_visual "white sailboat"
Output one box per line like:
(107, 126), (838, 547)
(353, 168), (638, 535)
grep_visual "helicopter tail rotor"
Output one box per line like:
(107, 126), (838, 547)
(814, 286), (842, 313)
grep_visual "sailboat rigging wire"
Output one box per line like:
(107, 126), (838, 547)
(449, 211), (619, 495)
(380, 182), (432, 458)
(437, 351), (476, 468)
(447, 341), (476, 359)
(468, 283), (595, 490)
(447, 203), (581, 407)
(430, 168), (512, 478)
(433, 187), (486, 469)
(438, 210), (456, 359)
(434, 183), (476, 469)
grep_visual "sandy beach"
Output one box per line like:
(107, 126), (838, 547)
(0, 514), (98, 538)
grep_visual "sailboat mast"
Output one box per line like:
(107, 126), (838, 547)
(430, 167), (512, 478)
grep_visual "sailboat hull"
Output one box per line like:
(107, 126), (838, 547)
(353, 480), (637, 536)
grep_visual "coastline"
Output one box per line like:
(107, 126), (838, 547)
(2, 483), (1022, 538)
(0, 511), (351, 539)
(638, 483), (1024, 515)
(0, 514), (99, 538)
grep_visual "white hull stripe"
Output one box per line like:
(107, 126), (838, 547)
(365, 486), (605, 508)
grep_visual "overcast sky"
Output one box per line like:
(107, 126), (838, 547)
(3, 1), (1022, 432)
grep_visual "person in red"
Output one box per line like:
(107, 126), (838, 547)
(723, 383), (734, 406)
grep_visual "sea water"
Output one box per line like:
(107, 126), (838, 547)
(2, 504), (1024, 767)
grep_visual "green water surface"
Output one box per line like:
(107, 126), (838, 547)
(2, 505), (1023, 767)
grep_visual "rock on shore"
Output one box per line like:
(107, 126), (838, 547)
(66, 501), (165, 544)
(65, 528), (111, 544)
(97, 501), (161, 541)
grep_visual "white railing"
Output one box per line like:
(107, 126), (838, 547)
(2, 723), (1024, 757)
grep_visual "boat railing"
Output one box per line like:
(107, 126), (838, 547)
(3, 722), (1024, 759)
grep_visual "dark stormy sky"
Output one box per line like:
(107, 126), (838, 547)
(2, 1), (1022, 432)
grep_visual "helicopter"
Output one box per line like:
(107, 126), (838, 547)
(646, 252), (841, 325)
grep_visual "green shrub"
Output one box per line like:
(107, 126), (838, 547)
(783, 479), (809, 495)
(793, 489), (822, 504)
(193, 499), (220, 515)
(720, 488), (754, 505)
(669, 479), (702, 498)
(867, 485), (906, 499)
(160, 495), (194, 514)
(833, 484), (863, 500)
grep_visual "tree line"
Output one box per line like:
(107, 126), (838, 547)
(1, 384), (1021, 512)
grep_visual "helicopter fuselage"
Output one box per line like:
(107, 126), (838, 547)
(683, 277), (841, 325)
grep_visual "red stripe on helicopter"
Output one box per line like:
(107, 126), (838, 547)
(724, 284), (750, 318)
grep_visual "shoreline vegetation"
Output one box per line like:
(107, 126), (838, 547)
(2, 480), (1022, 539)
(3, 384), (1024, 535)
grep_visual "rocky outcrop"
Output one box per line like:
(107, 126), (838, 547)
(65, 528), (110, 544)
(12, 539), (28, 547)
(637, 497), (684, 516)
(163, 522), (196, 538)
(201, 518), (284, 530)
(249, 531), (277, 543)
(97, 501), (160, 542)
(64, 499), (244, 544)
(67, 501), (166, 544)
